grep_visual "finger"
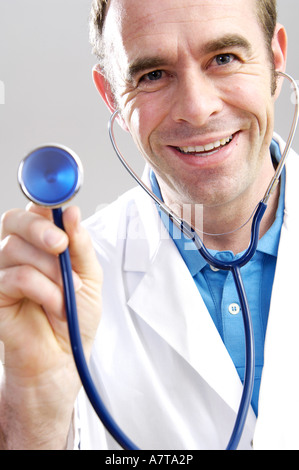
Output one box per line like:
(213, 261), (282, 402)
(26, 202), (54, 221)
(0, 265), (65, 319)
(62, 206), (103, 282)
(0, 234), (83, 293)
(0, 233), (61, 283)
(1, 208), (68, 254)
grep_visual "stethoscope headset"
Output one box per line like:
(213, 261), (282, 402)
(17, 71), (299, 450)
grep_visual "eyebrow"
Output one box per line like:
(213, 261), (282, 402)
(203, 34), (252, 56)
(126, 34), (252, 83)
(127, 57), (169, 83)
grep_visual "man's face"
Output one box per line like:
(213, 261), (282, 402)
(103, 0), (281, 209)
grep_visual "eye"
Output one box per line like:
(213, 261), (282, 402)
(136, 69), (170, 92)
(213, 53), (237, 66)
(140, 70), (164, 82)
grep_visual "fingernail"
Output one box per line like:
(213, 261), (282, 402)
(43, 228), (66, 248)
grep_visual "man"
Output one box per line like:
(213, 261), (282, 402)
(0, 0), (298, 450)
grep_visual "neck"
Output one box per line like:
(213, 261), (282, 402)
(200, 185), (279, 253)
(161, 158), (280, 255)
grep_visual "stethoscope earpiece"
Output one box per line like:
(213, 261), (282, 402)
(18, 144), (83, 208)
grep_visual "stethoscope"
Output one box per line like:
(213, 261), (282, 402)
(17, 71), (299, 450)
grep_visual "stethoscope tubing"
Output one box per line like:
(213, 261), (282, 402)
(21, 72), (298, 451)
(102, 71), (299, 450)
(225, 266), (254, 450)
(55, 201), (255, 450)
(191, 204), (266, 450)
(176, 202), (267, 271)
(53, 208), (140, 450)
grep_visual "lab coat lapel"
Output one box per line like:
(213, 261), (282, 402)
(124, 184), (249, 415)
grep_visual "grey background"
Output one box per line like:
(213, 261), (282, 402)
(0, 0), (298, 219)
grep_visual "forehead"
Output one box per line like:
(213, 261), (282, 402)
(103, 0), (262, 72)
(104, 0), (258, 38)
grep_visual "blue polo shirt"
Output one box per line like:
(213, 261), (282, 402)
(150, 140), (285, 416)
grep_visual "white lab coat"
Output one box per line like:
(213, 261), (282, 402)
(76, 135), (299, 450)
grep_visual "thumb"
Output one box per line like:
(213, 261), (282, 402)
(61, 206), (102, 282)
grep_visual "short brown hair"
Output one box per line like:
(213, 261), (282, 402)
(90, 0), (277, 90)
(89, 0), (109, 65)
(256, 0), (277, 51)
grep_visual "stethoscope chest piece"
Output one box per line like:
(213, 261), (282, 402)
(18, 144), (83, 207)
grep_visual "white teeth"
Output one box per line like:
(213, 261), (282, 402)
(204, 143), (214, 151)
(180, 135), (233, 154)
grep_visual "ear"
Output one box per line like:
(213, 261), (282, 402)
(272, 24), (288, 98)
(92, 65), (129, 132)
(92, 64), (116, 113)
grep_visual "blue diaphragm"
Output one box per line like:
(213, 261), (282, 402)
(18, 145), (83, 207)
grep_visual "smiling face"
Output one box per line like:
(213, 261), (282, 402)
(100, 0), (286, 214)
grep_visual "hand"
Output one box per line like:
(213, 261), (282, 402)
(0, 203), (103, 449)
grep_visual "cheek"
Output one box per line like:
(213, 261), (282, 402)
(221, 76), (274, 136)
(124, 95), (170, 156)
(126, 107), (148, 156)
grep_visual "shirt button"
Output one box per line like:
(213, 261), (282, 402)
(228, 303), (240, 315)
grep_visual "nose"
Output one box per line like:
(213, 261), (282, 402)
(170, 67), (223, 127)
